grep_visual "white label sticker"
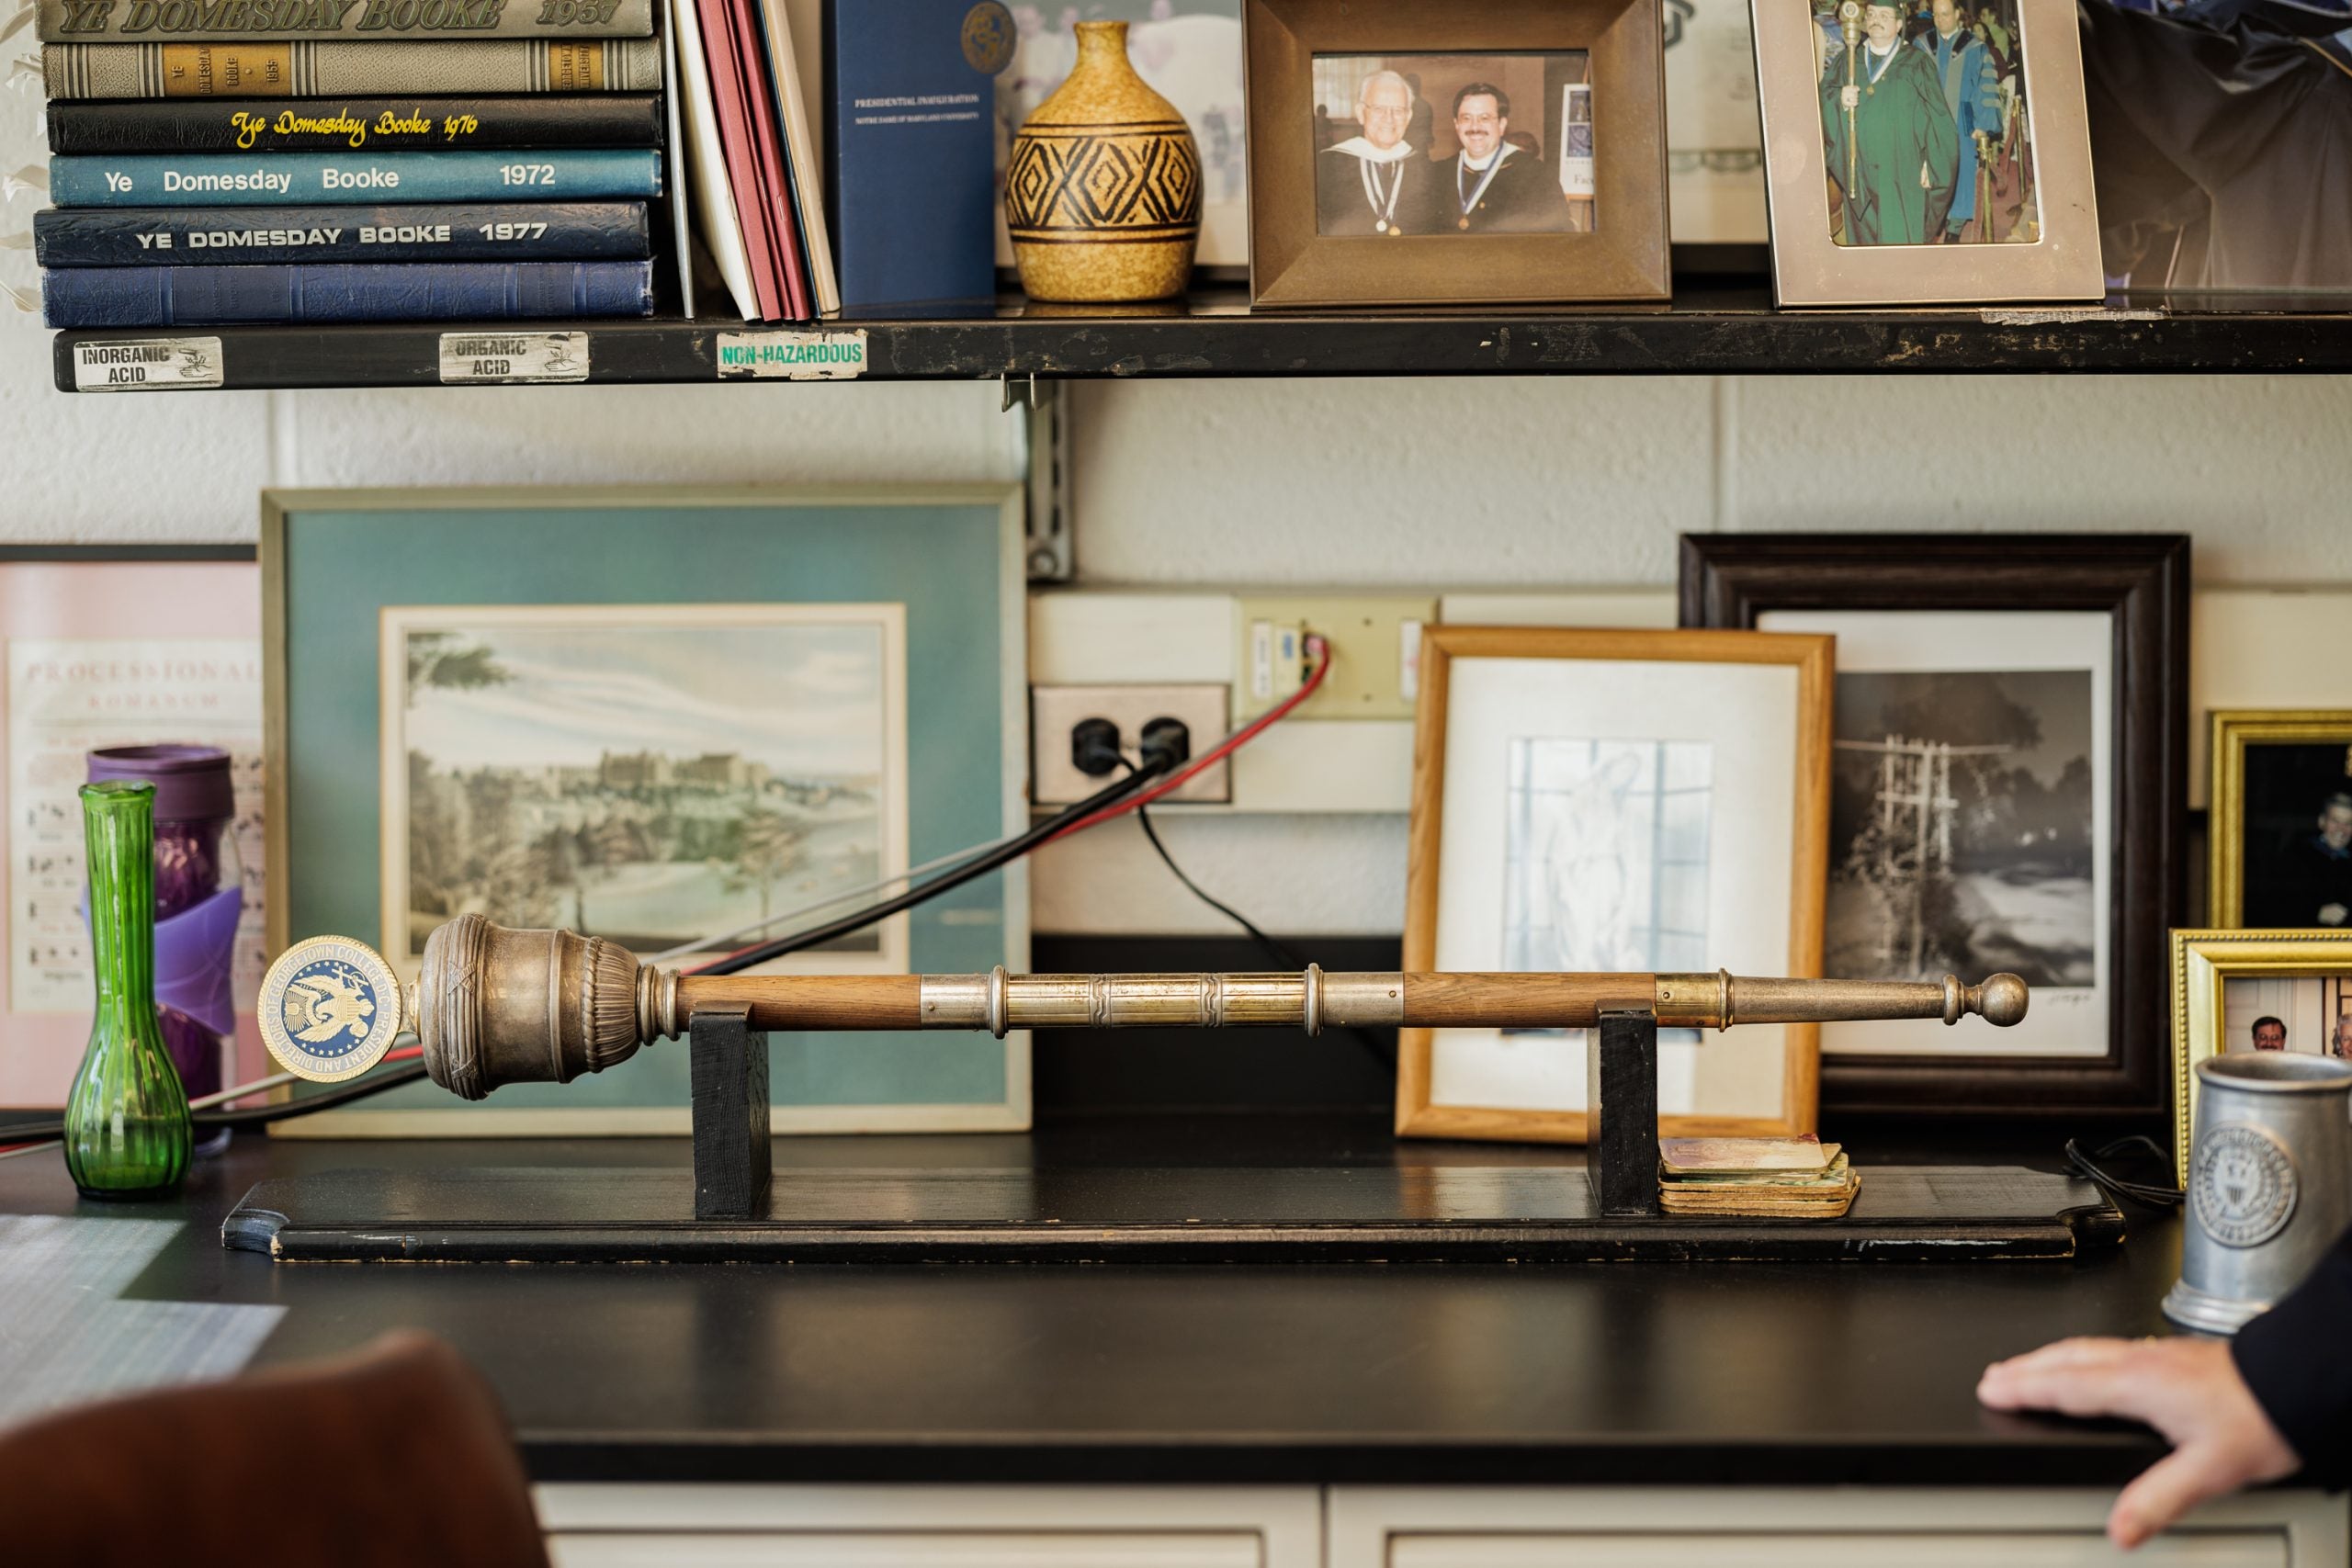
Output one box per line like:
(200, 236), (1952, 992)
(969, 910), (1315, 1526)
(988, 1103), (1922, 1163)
(716, 329), (869, 380)
(437, 331), (590, 385)
(70, 338), (224, 392)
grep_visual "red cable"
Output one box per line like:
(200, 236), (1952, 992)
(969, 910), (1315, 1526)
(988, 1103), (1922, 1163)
(1048, 635), (1331, 841)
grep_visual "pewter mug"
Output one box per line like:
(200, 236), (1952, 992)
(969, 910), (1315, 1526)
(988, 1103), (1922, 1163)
(2164, 1053), (2352, 1335)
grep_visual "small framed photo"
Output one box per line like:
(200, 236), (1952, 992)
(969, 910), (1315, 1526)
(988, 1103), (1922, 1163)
(1748, 0), (2101, 305)
(2211, 713), (2352, 931)
(1243, 0), (1668, 307)
(2170, 931), (2352, 1183)
(1681, 533), (2189, 1119)
(1396, 626), (1832, 1145)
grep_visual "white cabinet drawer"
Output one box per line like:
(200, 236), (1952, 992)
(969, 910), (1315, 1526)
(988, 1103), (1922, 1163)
(1330, 1487), (2346, 1568)
(536, 1483), (1317, 1568)
(547, 1530), (1263, 1568)
(1387, 1530), (2285, 1568)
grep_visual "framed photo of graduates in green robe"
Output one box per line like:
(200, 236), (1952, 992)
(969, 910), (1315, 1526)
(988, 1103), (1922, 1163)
(1749, 0), (2101, 305)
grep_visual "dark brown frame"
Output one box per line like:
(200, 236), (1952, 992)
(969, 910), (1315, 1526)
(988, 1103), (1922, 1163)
(1679, 534), (2189, 1120)
(1241, 0), (1668, 308)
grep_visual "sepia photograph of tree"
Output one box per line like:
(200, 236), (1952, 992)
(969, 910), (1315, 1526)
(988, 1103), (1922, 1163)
(380, 605), (908, 976)
(1826, 667), (2094, 989)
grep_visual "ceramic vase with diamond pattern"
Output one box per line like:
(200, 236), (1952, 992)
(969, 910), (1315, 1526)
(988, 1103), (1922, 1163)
(1006, 21), (1201, 302)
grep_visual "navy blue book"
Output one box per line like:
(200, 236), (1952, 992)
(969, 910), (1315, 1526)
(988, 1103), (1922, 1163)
(36, 202), (651, 265)
(42, 260), (655, 326)
(49, 149), (662, 208)
(823, 0), (1005, 310)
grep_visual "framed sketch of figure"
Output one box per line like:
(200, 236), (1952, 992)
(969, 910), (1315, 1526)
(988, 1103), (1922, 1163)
(1749, 0), (2101, 304)
(2211, 713), (2352, 931)
(1396, 626), (1832, 1145)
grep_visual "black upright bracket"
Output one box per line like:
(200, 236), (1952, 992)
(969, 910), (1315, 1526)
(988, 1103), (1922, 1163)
(689, 1005), (771, 1221)
(1588, 1006), (1662, 1218)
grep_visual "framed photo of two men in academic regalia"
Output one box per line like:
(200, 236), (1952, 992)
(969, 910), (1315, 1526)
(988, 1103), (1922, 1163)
(1749, 0), (2102, 305)
(1241, 0), (1669, 307)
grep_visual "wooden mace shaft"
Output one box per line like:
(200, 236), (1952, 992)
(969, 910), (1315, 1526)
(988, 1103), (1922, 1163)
(419, 915), (2027, 1100)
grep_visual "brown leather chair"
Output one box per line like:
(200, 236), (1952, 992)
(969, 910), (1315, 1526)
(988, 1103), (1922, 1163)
(0, 1330), (548, 1568)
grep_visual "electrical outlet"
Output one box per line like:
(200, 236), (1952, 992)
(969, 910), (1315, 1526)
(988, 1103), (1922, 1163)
(1030, 683), (1232, 807)
(1233, 594), (1436, 722)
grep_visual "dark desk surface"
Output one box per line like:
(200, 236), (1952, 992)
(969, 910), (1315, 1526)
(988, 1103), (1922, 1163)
(0, 1115), (2174, 1486)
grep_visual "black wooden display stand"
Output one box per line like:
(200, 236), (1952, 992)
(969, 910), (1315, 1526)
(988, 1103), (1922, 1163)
(223, 1006), (2128, 1265)
(689, 1007), (770, 1222)
(1589, 1008), (1662, 1220)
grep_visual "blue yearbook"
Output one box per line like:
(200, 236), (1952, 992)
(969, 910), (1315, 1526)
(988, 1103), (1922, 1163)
(48, 150), (664, 208)
(42, 261), (657, 327)
(824, 0), (1009, 310)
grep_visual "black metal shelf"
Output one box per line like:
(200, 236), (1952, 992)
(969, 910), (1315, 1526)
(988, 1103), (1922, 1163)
(50, 280), (2352, 390)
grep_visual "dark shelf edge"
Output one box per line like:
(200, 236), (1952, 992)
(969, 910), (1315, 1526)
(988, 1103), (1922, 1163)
(50, 288), (2352, 390)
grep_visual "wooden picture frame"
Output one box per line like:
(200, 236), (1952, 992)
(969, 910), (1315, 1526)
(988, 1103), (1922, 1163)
(1396, 625), (1832, 1144)
(0, 546), (267, 1112)
(1748, 0), (2101, 306)
(1680, 533), (2189, 1119)
(1241, 0), (1669, 307)
(2209, 710), (2352, 930)
(2169, 930), (2352, 1184)
(262, 485), (1031, 1137)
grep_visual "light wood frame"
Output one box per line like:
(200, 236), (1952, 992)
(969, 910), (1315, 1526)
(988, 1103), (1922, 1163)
(1396, 625), (1833, 1143)
(2208, 709), (2352, 929)
(2169, 929), (2352, 1185)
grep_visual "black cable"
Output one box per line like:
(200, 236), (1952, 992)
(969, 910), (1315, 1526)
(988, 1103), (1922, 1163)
(1131, 798), (1396, 1070)
(0, 1059), (434, 1147)
(2065, 1133), (2183, 1208)
(695, 753), (1172, 976)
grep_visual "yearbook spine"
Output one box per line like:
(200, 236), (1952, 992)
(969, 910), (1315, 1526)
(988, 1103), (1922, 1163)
(48, 94), (662, 152)
(37, 0), (657, 44)
(49, 147), (663, 205)
(41, 37), (665, 99)
(36, 200), (651, 264)
(41, 258), (657, 325)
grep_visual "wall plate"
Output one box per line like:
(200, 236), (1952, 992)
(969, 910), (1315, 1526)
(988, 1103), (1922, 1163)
(1234, 595), (1436, 722)
(1031, 683), (1232, 807)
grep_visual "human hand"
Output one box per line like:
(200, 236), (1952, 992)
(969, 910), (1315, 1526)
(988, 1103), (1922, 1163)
(1978, 1337), (2298, 1549)
(1840, 85), (1860, 108)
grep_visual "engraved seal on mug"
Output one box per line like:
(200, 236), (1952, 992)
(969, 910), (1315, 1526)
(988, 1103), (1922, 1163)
(2192, 1122), (2300, 1248)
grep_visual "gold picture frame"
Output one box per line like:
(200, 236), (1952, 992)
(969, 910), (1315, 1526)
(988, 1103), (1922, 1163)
(2169, 929), (2352, 1185)
(1396, 625), (1832, 1143)
(2208, 709), (2352, 928)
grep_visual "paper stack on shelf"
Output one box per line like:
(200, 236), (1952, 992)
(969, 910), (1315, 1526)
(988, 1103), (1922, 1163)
(1657, 1135), (1861, 1218)
(33, 1), (671, 327)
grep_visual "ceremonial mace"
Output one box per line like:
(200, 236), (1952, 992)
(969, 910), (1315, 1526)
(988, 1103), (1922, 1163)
(259, 912), (2028, 1098)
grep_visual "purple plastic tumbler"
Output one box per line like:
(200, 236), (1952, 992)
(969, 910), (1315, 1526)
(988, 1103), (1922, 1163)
(85, 746), (243, 1147)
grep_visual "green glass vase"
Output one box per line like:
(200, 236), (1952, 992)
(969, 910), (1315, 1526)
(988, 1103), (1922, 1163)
(64, 781), (191, 1201)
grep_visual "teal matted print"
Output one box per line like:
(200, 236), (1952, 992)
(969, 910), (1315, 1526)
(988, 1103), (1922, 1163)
(261, 486), (1027, 1135)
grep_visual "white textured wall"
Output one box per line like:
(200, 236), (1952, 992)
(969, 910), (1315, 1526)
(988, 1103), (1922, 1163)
(6, 263), (2351, 931)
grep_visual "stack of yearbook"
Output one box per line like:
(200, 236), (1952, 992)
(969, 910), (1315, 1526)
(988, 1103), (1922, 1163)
(34, 0), (671, 327)
(1657, 1135), (1861, 1219)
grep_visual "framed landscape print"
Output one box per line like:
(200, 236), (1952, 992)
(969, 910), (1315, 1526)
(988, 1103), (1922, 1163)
(2210, 712), (2352, 931)
(0, 547), (267, 1111)
(1243, 0), (1669, 306)
(2170, 931), (2352, 1184)
(1748, 0), (2100, 305)
(1681, 533), (2189, 1118)
(1396, 625), (1832, 1144)
(263, 486), (1028, 1136)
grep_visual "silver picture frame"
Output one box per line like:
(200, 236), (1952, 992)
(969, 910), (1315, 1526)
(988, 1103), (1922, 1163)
(1749, 0), (2101, 306)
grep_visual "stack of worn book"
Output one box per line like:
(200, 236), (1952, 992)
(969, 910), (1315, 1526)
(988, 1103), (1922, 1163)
(34, 0), (670, 327)
(1657, 1135), (1860, 1218)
